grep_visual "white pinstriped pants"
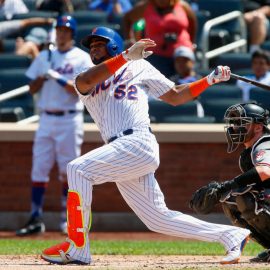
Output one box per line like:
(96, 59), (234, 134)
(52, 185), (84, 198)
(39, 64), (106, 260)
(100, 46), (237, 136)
(66, 128), (250, 263)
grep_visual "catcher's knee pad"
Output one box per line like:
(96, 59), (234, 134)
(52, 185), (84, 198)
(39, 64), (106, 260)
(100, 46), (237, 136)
(67, 191), (86, 248)
(236, 193), (270, 248)
(222, 203), (248, 228)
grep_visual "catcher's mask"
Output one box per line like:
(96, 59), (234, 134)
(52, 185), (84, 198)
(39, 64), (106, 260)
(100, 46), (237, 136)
(224, 103), (269, 153)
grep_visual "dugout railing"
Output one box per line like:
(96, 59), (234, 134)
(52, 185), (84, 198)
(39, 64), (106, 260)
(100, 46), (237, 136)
(0, 85), (39, 124)
(200, 11), (247, 71)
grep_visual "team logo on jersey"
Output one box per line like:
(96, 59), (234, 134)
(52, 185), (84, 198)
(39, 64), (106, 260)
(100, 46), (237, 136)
(255, 150), (266, 162)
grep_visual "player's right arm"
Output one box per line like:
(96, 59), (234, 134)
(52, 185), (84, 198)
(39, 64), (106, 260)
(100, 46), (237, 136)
(28, 76), (47, 95)
(25, 51), (49, 95)
(160, 66), (231, 106)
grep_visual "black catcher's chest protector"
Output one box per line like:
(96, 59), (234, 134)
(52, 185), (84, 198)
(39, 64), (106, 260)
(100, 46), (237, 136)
(239, 147), (253, 172)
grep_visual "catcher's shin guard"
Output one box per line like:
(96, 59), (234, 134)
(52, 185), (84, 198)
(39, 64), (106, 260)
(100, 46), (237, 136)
(67, 191), (86, 248)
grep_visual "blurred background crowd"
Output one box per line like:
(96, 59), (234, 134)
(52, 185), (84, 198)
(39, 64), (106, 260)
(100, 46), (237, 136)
(0, 0), (270, 124)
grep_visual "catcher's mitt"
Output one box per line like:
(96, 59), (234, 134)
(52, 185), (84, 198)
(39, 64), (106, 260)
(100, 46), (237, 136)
(189, 181), (222, 215)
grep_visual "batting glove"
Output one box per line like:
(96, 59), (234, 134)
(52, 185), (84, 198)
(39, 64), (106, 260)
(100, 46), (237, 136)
(45, 69), (61, 80)
(122, 38), (156, 61)
(207, 65), (231, 85)
(45, 69), (69, 87)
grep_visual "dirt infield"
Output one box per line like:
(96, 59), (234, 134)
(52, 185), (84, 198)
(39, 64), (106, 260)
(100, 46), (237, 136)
(0, 255), (268, 270)
(0, 232), (269, 269)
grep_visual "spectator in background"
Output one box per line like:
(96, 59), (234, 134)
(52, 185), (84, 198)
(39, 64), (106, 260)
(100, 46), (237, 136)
(123, 0), (197, 58)
(0, 17), (54, 53)
(170, 45), (200, 84)
(15, 27), (49, 59)
(88, 0), (132, 21)
(169, 45), (204, 118)
(0, 17), (54, 40)
(36, 0), (74, 14)
(237, 50), (270, 101)
(242, 0), (270, 53)
(0, 0), (28, 20)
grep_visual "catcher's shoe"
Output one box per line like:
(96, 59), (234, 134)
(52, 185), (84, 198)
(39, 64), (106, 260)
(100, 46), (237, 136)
(16, 216), (45, 236)
(41, 240), (89, 265)
(220, 234), (250, 264)
(250, 249), (270, 262)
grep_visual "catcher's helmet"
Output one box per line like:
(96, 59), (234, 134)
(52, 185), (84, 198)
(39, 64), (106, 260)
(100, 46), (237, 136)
(224, 103), (269, 153)
(56, 15), (77, 37)
(81, 26), (123, 56)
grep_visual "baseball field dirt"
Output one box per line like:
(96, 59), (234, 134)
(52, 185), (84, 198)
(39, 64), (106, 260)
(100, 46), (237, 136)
(0, 232), (268, 270)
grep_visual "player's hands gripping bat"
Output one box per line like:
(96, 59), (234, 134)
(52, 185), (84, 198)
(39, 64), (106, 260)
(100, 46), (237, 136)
(207, 66), (231, 85)
(123, 39), (156, 61)
(189, 181), (223, 214)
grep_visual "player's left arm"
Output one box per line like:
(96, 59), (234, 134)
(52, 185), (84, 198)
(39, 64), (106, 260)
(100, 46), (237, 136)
(75, 39), (156, 95)
(160, 66), (231, 105)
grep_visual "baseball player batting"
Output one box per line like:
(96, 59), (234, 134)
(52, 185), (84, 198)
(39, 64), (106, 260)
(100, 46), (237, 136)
(16, 15), (93, 236)
(41, 27), (250, 265)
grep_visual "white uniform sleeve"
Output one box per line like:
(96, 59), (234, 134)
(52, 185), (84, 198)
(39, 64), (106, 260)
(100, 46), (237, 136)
(252, 140), (270, 166)
(25, 51), (50, 80)
(140, 60), (175, 98)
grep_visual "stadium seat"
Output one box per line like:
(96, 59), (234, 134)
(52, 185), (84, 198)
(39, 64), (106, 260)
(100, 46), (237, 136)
(2, 39), (16, 53)
(215, 53), (251, 73)
(0, 69), (29, 92)
(0, 69), (33, 117)
(202, 98), (244, 123)
(146, 54), (175, 78)
(0, 54), (31, 70)
(12, 11), (58, 20)
(22, 0), (36, 11)
(198, 0), (243, 19)
(1, 93), (34, 118)
(149, 99), (201, 123)
(0, 107), (25, 122)
(200, 84), (243, 102)
(261, 40), (270, 51)
(71, 10), (108, 24)
(249, 88), (270, 110)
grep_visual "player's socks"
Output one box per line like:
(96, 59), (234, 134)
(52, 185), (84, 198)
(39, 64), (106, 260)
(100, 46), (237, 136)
(31, 182), (47, 218)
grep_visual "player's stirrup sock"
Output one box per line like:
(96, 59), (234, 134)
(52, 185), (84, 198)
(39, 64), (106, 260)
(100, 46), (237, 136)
(61, 182), (68, 224)
(31, 182), (47, 218)
(67, 191), (86, 248)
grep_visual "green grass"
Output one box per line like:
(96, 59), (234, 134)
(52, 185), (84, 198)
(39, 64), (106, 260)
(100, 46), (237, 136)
(0, 239), (262, 256)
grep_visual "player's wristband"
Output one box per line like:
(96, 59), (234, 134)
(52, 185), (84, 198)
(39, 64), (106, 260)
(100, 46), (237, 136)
(56, 76), (68, 87)
(189, 77), (210, 98)
(104, 53), (127, 74)
(233, 167), (262, 188)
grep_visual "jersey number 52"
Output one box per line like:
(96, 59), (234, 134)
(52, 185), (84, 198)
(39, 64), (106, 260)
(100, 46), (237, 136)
(114, 84), (138, 100)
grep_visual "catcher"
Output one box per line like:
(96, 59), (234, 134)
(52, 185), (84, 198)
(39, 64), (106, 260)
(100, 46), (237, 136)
(190, 102), (270, 262)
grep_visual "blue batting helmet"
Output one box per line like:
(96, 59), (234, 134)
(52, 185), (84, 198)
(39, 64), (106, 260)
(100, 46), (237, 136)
(56, 15), (77, 37)
(81, 26), (123, 56)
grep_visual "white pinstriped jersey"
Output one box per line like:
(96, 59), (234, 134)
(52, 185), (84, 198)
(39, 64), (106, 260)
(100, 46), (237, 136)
(26, 47), (92, 111)
(75, 59), (175, 142)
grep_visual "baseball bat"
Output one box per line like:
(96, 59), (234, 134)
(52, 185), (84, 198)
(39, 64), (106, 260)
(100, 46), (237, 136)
(230, 73), (270, 91)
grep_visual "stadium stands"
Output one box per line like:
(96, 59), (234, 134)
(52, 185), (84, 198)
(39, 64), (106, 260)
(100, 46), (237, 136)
(202, 98), (244, 123)
(0, 0), (269, 123)
(249, 88), (270, 110)
(148, 99), (209, 123)
(0, 54), (31, 70)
